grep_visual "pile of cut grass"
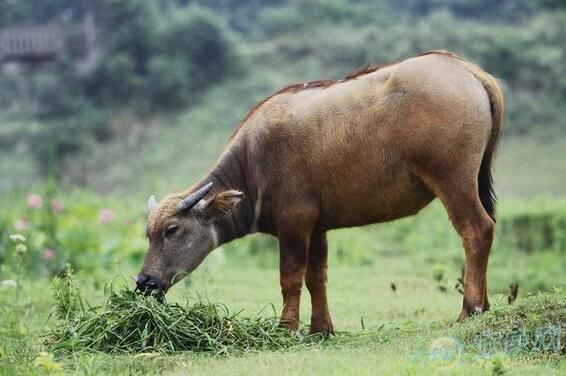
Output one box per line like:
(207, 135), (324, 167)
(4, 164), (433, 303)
(46, 269), (305, 355)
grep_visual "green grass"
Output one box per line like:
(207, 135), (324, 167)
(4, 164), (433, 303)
(1, 259), (564, 375)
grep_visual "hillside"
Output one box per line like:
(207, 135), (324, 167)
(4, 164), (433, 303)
(53, 91), (566, 200)
(3, 71), (565, 201)
(0, 0), (565, 198)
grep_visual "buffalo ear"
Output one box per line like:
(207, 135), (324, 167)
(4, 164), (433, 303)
(199, 190), (244, 221)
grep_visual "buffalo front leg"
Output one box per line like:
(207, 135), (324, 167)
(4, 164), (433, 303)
(306, 233), (334, 336)
(278, 229), (310, 331)
(279, 231), (309, 331)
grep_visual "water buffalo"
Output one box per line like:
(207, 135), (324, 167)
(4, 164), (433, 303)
(137, 50), (504, 335)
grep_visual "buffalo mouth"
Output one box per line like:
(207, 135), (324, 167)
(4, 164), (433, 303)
(134, 278), (168, 301)
(135, 286), (166, 302)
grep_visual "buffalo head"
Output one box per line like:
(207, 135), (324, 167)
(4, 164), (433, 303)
(136, 182), (243, 293)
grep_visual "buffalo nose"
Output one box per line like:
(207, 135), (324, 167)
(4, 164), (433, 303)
(135, 273), (162, 293)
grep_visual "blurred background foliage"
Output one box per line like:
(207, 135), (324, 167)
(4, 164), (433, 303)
(0, 0), (564, 290)
(0, 0), (564, 186)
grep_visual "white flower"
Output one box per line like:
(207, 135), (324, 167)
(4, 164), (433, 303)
(1, 280), (18, 288)
(9, 234), (26, 243)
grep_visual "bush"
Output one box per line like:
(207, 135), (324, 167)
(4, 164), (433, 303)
(89, 2), (237, 113)
(146, 6), (238, 111)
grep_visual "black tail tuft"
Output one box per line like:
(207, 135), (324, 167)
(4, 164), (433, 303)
(467, 64), (503, 223)
(478, 152), (497, 222)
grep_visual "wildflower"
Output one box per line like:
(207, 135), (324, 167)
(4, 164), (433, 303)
(42, 249), (56, 261)
(16, 243), (27, 254)
(51, 199), (64, 214)
(27, 194), (43, 209)
(98, 208), (116, 224)
(9, 234), (26, 243)
(13, 218), (29, 230)
(0, 280), (17, 288)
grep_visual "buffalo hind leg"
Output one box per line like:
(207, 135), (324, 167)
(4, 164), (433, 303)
(446, 189), (493, 320)
(424, 177), (494, 320)
(457, 209), (494, 320)
(306, 233), (334, 336)
(460, 209), (494, 320)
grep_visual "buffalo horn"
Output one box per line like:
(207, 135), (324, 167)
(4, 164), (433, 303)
(177, 182), (214, 211)
(147, 195), (158, 212)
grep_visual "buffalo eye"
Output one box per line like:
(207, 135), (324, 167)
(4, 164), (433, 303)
(164, 224), (179, 237)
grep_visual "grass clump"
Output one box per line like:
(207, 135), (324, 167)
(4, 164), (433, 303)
(47, 273), (305, 355)
(51, 265), (84, 321)
(454, 288), (565, 356)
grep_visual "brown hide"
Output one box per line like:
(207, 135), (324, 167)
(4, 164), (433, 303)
(142, 50), (504, 334)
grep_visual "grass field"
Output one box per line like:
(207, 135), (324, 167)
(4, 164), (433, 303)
(1, 188), (565, 375)
(1, 250), (564, 375)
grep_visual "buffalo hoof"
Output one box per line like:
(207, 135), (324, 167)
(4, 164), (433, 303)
(279, 317), (299, 332)
(309, 318), (334, 337)
(457, 306), (487, 322)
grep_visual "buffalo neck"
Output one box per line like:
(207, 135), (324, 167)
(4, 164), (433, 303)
(205, 139), (256, 245)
